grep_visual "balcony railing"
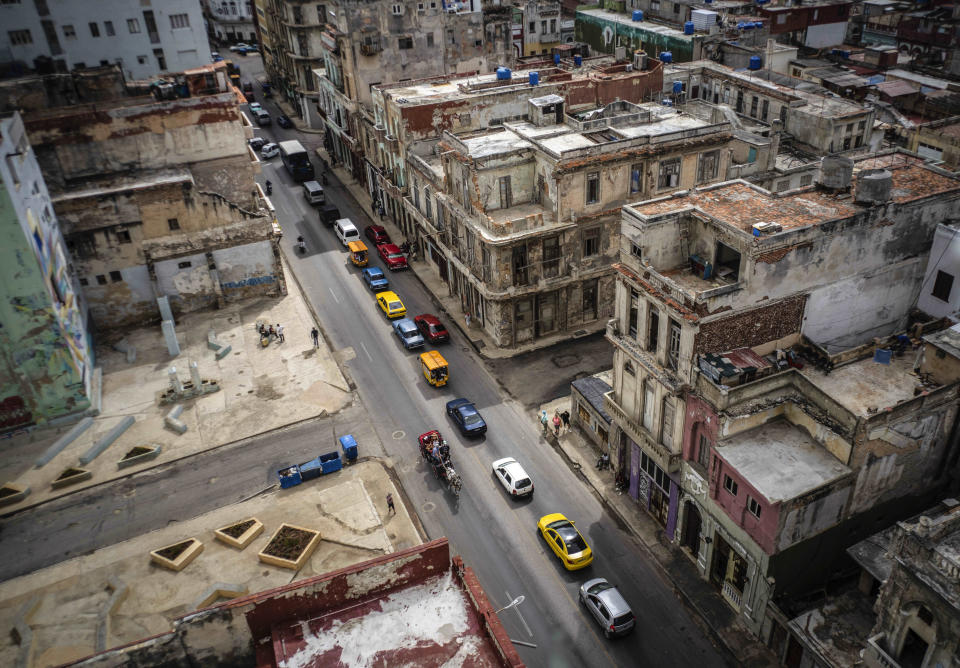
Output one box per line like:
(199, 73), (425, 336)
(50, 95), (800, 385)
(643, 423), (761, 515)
(604, 390), (681, 473)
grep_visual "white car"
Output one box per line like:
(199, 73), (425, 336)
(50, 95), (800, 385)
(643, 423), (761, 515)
(229, 43), (253, 52)
(492, 457), (534, 497)
(248, 102), (262, 114)
(260, 143), (280, 159)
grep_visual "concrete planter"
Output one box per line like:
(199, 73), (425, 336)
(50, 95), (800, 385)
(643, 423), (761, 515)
(214, 518), (264, 550)
(150, 538), (204, 572)
(258, 524), (321, 571)
(51, 467), (92, 490)
(117, 444), (162, 469)
(0, 482), (30, 507)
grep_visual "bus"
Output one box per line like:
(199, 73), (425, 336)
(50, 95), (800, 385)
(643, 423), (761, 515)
(279, 140), (315, 183)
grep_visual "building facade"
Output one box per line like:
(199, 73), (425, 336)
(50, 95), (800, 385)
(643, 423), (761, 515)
(204, 0), (258, 45)
(0, 0), (210, 81)
(0, 112), (94, 428)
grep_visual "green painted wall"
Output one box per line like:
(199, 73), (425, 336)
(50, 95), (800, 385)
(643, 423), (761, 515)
(575, 10), (696, 62)
(0, 178), (93, 428)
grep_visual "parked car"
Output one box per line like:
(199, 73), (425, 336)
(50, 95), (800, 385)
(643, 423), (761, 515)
(361, 267), (389, 291)
(260, 143), (280, 159)
(445, 398), (486, 436)
(248, 102), (262, 114)
(579, 579), (635, 638)
(492, 457), (533, 497)
(377, 243), (408, 271)
(393, 318), (425, 350)
(230, 43), (253, 52)
(248, 137), (266, 151)
(211, 52), (224, 62)
(253, 109), (271, 126)
(375, 291), (406, 319)
(413, 314), (449, 344)
(364, 225), (390, 245)
(537, 513), (593, 571)
(276, 114), (293, 128)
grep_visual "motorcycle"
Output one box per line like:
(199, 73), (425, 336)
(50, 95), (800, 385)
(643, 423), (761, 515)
(265, 180), (272, 196)
(296, 235), (306, 254)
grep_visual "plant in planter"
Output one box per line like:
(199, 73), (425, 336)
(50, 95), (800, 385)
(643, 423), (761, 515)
(214, 518), (264, 550)
(150, 537), (204, 571)
(258, 524), (321, 571)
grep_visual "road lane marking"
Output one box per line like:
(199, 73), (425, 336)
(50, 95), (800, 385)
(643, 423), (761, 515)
(328, 288), (340, 303)
(360, 341), (372, 362)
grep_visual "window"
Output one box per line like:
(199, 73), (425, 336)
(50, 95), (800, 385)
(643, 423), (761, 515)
(498, 175), (512, 209)
(116, 229), (131, 243)
(723, 474), (738, 496)
(87, 22), (99, 37)
(642, 381), (655, 432)
(426, 32), (434, 47)
(776, 180), (789, 192)
(541, 20), (547, 33)
(128, 18), (141, 33)
(109, 270), (123, 282)
(629, 290), (639, 336)
(528, 21), (535, 33)
(668, 319), (681, 369)
(858, 120), (866, 132)
(697, 434), (710, 468)
(673, 3), (680, 12)
(586, 171), (600, 204)
(747, 496), (762, 518)
(63, 24), (75, 38)
(318, 5), (327, 22)
(661, 400), (674, 449)
(550, 18), (556, 33)
(735, 90), (744, 113)
(658, 158), (680, 189)
(631, 243), (642, 260)
(79, 277), (89, 286)
(178, 261), (192, 269)
(777, 13), (786, 24)
(543, 235), (560, 277)
(932, 270), (954, 302)
(651, 0), (659, 9)
(697, 151), (719, 183)
(630, 163), (641, 193)
(800, 174), (813, 187)
(399, 36), (413, 49)
(648, 308), (659, 352)
(154, 48), (166, 70)
(391, 4), (402, 15)
(424, 192), (432, 220)
(8, 29), (31, 45)
(168, 218), (180, 230)
(513, 244), (529, 286)
(96, 274), (107, 285)
(417, 1), (424, 10)
(583, 227), (600, 257)
(582, 279), (598, 320)
(761, 100), (769, 122)
(105, 21), (114, 36)
(624, 361), (635, 375)
(170, 13), (190, 29)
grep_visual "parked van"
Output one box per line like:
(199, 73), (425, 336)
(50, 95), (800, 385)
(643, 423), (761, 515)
(334, 219), (360, 246)
(302, 180), (325, 205)
(319, 204), (341, 226)
(253, 108), (271, 126)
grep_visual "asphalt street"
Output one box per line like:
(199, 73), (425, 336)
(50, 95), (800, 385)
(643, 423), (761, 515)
(0, 54), (730, 668)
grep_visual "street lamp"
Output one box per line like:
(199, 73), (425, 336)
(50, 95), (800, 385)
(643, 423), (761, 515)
(494, 595), (525, 614)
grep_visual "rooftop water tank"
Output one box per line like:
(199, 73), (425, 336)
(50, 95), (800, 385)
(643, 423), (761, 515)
(529, 71), (539, 86)
(632, 9), (643, 21)
(574, 54), (583, 67)
(743, 22), (754, 29)
(496, 67), (511, 80)
(684, 21), (694, 35)
(660, 51), (672, 63)
(820, 155), (854, 190)
(662, 99), (674, 107)
(855, 169), (893, 205)
(554, 53), (560, 65)
(749, 55), (762, 70)
(673, 80), (683, 94)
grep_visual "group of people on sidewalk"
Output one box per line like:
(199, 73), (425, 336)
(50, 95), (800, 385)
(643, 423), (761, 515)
(540, 409), (570, 437)
(258, 322), (285, 345)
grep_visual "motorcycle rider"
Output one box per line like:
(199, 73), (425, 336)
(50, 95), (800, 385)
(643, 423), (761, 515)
(296, 235), (306, 253)
(265, 179), (272, 195)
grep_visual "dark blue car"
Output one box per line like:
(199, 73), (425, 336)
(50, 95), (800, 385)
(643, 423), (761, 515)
(362, 267), (389, 291)
(446, 398), (487, 436)
(276, 114), (293, 128)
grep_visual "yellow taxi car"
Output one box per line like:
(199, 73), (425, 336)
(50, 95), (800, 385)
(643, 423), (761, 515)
(537, 513), (593, 570)
(375, 291), (406, 319)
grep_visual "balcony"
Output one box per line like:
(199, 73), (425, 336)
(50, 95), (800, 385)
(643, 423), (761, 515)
(604, 390), (681, 473)
(862, 634), (900, 667)
(385, 133), (399, 149)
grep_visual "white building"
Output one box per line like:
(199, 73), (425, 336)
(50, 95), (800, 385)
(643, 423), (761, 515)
(917, 223), (960, 321)
(203, 0), (256, 45)
(0, 0), (210, 81)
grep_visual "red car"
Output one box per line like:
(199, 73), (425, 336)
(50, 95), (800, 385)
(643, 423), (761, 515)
(414, 314), (449, 343)
(365, 225), (390, 245)
(378, 243), (408, 270)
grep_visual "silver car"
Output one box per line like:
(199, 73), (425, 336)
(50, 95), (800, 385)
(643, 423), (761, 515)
(579, 578), (635, 638)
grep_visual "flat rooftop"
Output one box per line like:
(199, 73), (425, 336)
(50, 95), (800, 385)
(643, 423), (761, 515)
(578, 8), (695, 41)
(801, 352), (920, 417)
(458, 129), (533, 158)
(629, 154), (960, 232)
(717, 419), (851, 503)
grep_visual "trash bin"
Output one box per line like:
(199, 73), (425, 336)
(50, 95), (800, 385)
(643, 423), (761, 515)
(319, 451), (343, 474)
(339, 435), (358, 462)
(299, 457), (324, 481)
(278, 465), (302, 488)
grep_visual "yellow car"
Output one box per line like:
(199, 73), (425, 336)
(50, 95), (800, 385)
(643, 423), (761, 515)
(376, 291), (406, 319)
(537, 513), (593, 570)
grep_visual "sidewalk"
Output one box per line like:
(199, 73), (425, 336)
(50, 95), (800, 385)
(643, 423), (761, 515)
(538, 394), (779, 668)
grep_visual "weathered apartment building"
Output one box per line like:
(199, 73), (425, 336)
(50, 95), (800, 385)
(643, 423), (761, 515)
(604, 150), (960, 640)
(1, 62), (284, 329)
(203, 0), (258, 45)
(0, 112), (94, 429)
(314, 0), (513, 181)
(513, 0), (564, 57)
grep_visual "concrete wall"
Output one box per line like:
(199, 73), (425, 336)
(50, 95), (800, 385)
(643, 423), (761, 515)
(917, 224), (960, 320)
(576, 10), (708, 63)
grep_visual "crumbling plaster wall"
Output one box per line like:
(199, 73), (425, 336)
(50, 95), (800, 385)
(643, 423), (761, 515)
(474, 153), (537, 212)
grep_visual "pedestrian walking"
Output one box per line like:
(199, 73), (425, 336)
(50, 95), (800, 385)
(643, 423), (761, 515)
(311, 327), (320, 347)
(465, 311), (472, 328)
(386, 492), (395, 514)
(276, 324), (285, 343)
(553, 411), (561, 436)
(540, 410), (549, 436)
(561, 409), (570, 432)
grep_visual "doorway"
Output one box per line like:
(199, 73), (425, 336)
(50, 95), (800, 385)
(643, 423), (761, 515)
(899, 629), (929, 668)
(681, 502), (702, 555)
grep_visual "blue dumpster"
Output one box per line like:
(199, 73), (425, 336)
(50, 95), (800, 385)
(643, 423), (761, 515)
(339, 435), (358, 463)
(278, 465), (302, 488)
(299, 457), (324, 481)
(320, 451), (343, 474)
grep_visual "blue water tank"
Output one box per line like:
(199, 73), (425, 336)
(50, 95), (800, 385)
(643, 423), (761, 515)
(749, 55), (762, 70)
(632, 9), (643, 21)
(660, 51), (672, 64)
(662, 99), (673, 107)
(743, 22), (754, 30)
(753, 21), (763, 29)
(673, 80), (683, 94)
(684, 21), (694, 35)
(529, 71), (539, 86)
(496, 67), (511, 80)
(554, 53), (561, 65)
(574, 54), (583, 67)
(705, 0), (713, 4)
